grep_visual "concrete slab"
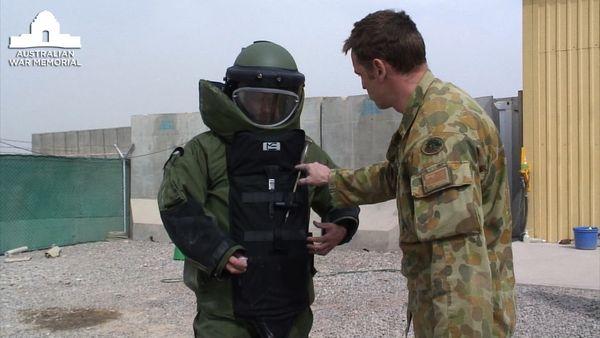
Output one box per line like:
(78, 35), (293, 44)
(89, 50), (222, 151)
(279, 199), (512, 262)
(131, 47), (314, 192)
(31, 134), (42, 154)
(321, 95), (401, 169)
(90, 129), (105, 158)
(130, 112), (206, 199)
(333, 200), (399, 252)
(301, 97), (323, 146)
(40, 133), (54, 154)
(103, 128), (119, 159)
(130, 198), (167, 241)
(77, 130), (92, 156)
(31, 127), (131, 157)
(132, 201), (600, 291)
(132, 223), (170, 242)
(132, 197), (400, 253)
(116, 127), (132, 155)
(65, 131), (79, 156)
(131, 198), (162, 224)
(512, 241), (600, 290)
(52, 132), (66, 156)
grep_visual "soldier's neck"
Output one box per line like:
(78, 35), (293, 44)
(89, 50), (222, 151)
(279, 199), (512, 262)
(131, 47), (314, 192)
(393, 64), (428, 113)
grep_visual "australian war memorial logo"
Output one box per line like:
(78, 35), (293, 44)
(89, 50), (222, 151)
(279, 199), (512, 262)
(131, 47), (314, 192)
(8, 10), (82, 67)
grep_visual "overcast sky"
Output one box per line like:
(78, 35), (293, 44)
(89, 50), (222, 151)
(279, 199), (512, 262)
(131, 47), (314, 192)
(0, 0), (522, 150)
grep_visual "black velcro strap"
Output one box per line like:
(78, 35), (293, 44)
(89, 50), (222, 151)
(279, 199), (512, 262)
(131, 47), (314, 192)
(241, 192), (298, 205)
(243, 229), (307, 242)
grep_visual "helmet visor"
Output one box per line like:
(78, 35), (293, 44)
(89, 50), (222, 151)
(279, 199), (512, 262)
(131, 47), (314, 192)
(232, 87), (299, 127)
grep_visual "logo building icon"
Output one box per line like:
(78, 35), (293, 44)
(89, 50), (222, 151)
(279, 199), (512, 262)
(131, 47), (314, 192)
(9, 10), (81, 48)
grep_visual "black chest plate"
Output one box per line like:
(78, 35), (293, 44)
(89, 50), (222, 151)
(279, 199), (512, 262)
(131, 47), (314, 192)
(226, 129), (310, 326)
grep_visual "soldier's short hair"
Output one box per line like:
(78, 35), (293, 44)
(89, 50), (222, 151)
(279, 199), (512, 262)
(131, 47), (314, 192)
(343, 10), (427, 74)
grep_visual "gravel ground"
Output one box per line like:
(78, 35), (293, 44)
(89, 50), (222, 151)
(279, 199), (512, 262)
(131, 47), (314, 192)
(1, 240), (598, 337)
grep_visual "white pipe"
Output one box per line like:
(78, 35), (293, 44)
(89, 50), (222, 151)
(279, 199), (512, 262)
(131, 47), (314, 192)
(114, 144), (128, 235)
(4, 246), (28, 257)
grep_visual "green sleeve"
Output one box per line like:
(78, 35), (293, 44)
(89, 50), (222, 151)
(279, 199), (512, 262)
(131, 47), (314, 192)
(304, 142), (360, 244)
(158, 139), (241, 278)
(158, 140), (208, 212)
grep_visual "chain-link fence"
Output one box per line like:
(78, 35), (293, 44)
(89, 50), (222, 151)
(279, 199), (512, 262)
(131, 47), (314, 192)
(0, 154), (128, 253)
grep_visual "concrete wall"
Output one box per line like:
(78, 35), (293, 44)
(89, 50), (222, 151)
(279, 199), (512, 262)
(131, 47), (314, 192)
(299, 95), (404, 170)
(130, 113), (207, 199)
(31, 93), (518, 249)
(32, 94), (507, 202)
(32, 127), (131, 158)
(129, 95), (402, 200)
(321, 95), (401, 169)
(300, 97), (323, 146)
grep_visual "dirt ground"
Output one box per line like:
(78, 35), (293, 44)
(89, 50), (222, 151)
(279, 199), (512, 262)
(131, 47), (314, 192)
(1, 240), (598, 337)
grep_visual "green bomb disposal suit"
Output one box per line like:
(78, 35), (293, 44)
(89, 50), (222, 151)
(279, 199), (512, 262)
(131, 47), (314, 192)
(158, 41), (359, 338)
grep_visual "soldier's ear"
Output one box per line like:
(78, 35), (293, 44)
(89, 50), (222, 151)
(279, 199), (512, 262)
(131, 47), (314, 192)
(372, 58), (387, 81)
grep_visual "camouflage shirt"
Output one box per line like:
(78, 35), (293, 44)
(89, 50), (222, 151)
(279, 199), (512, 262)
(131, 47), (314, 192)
(329, 70), (516, 337)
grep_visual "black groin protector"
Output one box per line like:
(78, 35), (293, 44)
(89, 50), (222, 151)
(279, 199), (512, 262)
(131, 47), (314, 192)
(227, 129), (310, 337)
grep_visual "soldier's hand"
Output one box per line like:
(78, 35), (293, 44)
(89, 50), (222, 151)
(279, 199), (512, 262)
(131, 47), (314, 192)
(225, 251), (247, 274)
(295, 162), (330, 186)
(307, 221), (347, 256)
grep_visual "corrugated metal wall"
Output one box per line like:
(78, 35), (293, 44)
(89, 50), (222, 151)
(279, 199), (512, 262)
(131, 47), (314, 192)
(523, 0), (599, 242)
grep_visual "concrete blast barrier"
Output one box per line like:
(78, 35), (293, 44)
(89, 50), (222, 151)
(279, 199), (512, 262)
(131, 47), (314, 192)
(130, 113), (207, 199)
(321, 95), (402, 169)
(130, 96), (403, 251)
(299, 97), (323, 146)
(27, 92), (521, 251)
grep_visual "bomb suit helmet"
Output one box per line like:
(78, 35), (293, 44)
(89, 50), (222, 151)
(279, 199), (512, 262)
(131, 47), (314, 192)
(224, 41), (305, 127)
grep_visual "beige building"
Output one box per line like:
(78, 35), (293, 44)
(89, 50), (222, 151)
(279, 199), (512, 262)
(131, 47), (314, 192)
(523, 0), (599, 242)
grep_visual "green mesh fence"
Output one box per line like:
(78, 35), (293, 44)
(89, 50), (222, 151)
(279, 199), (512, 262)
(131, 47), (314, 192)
(0, 155), (128, 253)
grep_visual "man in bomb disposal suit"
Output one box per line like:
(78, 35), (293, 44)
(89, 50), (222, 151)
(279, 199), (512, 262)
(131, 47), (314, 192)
(158, 41), (360, 337)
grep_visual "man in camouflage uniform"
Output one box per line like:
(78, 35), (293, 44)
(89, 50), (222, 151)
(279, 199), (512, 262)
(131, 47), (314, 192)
(297, 10), (516, 337)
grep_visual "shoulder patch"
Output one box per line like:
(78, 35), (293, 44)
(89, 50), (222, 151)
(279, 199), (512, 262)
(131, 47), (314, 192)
(421, 137), (444, 155)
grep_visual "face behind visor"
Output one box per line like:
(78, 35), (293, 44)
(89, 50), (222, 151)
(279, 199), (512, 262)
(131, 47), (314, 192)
(232, 87), (300, 127)
(223, 41), (305, 128)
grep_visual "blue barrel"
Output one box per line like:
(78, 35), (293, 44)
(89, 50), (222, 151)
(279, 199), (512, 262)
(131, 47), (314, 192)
(573, 226), (599, 250)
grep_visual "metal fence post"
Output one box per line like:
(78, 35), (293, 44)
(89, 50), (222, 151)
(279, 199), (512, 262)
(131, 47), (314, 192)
(113, 144), (135, 236)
